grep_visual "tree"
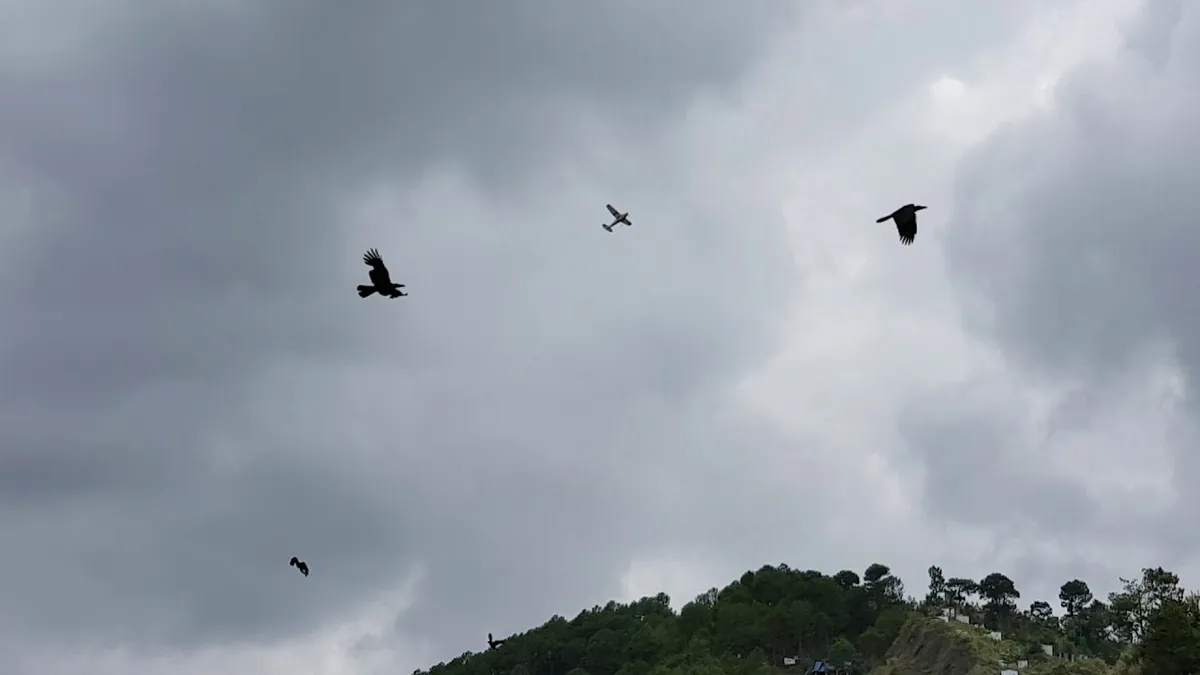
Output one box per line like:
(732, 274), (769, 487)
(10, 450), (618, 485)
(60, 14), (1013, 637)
(833, 570), (861, 589)
(863, 564), (891, 585)
(695, 588), (719, 606)
(865, 606), (913, 666)
(678, 600), (713, 641)
(863, 563), (904, 610)
(828, 637), (858, 667)
(1029, 601), (1053, 622)
(1141, 598), (1200, 675)
(925, 566), (946, 608)
(978, 573), (1021, 614)
(628, 621), (679, 664)
(944, 578), (978, 612)
(857, 627), (889, 661)
(1059, 579), (1093, 618)
(1110, 567), (1184, 643)
(1077, 599), (1119, 659)
(713, 601), (762, 656)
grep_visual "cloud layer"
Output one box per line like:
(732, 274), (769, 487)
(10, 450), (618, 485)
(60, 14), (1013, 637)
(918, 0), (1198, 587)
(0, 0), (803, 670)
(3, 1), (1197, 673)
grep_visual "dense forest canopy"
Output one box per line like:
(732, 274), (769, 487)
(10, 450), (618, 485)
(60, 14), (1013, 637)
(413, 563), (1200, 675)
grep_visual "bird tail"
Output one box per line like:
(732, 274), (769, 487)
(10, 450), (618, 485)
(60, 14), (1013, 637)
(357, 285), (376, 298)
(876, 215), (890, 223)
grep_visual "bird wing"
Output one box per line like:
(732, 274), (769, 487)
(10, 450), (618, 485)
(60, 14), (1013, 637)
(363, 248), (386, 270)
(895, 212), (917, 244)
(363, 249), (394, 285)
(369, 265), (393, 286)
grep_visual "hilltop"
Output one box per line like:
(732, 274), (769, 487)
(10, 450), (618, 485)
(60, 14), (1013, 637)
(414, 563), (1198, 675)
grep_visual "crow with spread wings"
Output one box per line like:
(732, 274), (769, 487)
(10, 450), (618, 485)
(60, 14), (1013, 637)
(876, 203), (927, 246)
(357, 248), (407, 298)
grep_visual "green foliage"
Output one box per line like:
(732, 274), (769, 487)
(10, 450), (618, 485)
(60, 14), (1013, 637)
(412, 563), (1200, 675)
(979, 573), (1020, 614)
(1024, 659), (1110, 675)
(1059, 580), (1093, 618)
(924, 566), (946, 608)
(1139, 596), (1200, 675)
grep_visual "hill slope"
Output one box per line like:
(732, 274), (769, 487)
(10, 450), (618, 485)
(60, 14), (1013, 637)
(413, 562), (1188, 675)
(872, 617), (1121, 675)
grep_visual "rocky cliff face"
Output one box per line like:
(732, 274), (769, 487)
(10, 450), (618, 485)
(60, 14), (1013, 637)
(871, 618), (994, 675)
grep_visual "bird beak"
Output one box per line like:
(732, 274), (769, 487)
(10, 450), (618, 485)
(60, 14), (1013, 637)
(915, 205), (928, 211)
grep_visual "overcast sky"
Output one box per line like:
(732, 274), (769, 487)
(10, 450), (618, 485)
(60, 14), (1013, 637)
(0, 0), (1196, 673)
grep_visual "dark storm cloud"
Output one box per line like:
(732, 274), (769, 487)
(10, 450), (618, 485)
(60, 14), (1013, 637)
(0, 0), (803, 664)
(906, 0), (1199, 555)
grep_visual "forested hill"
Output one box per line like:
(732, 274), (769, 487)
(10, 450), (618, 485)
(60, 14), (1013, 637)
(414, 563), (1200, 675)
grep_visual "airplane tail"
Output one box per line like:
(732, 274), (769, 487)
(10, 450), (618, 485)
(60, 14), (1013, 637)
(603, 223), (613, 232)
(357, 285), (376, 298)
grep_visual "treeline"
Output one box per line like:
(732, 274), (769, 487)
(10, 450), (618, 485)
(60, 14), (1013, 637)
(413, 563), (1200, 675)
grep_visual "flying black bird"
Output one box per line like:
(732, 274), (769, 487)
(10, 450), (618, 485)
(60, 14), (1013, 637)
(289, 556), (309, 577)
(488, 632), (507, 650)
(876, 203), (927, 246)
(357, 248), (407, 298)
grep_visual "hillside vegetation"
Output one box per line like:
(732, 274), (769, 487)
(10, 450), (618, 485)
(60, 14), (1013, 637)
(415, 563), (1200, 675)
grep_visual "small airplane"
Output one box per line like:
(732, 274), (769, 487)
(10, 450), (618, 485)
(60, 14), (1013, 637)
(289, 556), (309, 577)
(602, 204), (632, 232)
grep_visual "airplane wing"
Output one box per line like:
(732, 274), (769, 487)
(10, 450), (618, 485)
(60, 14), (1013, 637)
(606, 204), (620, 217)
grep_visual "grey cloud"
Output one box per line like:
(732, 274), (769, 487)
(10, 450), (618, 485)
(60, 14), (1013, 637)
(899, 371), (1195, 604)
(2, 1), (799, 194)
(1122, 0), (1185, 68)
(897, 380), (1098, 535)
(910, 0), (1200, 562)
(0, 0), (803, 666)
(944, 0), (1197, 385)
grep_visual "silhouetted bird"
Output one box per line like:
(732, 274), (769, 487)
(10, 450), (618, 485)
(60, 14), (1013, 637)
(357, 248), (407, 298)
(290, 556), (309, 577)
(488, 632), (507, 650)
(876, 203), (927, 246)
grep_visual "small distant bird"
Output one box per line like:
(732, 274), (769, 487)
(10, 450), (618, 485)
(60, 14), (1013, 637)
(876, 203), (927, 246)
(290, 556), (309, 577)
(488, 632), (507, 650)
(357, 248), (407, 298)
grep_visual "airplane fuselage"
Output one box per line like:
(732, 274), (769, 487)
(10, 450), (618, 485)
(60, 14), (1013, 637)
(603, 213), (630, 231)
